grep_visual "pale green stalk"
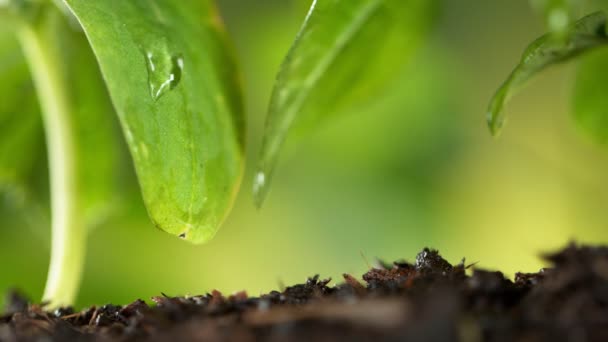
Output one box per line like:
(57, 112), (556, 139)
(17, 12), (84, 307)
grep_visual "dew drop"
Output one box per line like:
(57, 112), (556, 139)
(144, 51), (184, 101)
(254, 172), (266, 190)
(252, 171), (268, 208)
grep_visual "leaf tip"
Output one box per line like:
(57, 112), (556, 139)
(486, 111), (504, 137)
(148, 214), (217, 245)
(486, 95), (506, 137)
(175, 225), (217, 245)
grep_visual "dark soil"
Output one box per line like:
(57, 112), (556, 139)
(2, 243), (608, 342)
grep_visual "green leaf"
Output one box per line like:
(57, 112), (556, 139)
(487, 11), (608, 136)
(62, 0), (244, 243)
(5, 2), (121, 226)
(0, 46), (48, 235)
(572, 47), (608, 143)
(0, 25), (44, 205)
(254, 0), (435, 206)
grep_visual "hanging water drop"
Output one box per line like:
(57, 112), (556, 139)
(252, 171), (268, 208)
(144, 51), (184, 101)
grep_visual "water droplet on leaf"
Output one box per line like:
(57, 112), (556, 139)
(252, 171), (267, 208)
(145, 51), (184, 101)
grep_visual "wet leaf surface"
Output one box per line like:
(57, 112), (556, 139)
(63, 0), (245, 243)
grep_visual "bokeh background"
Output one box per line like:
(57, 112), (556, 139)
(2, 0), (608, 308)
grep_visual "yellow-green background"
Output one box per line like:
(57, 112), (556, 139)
(2, 0), (608, 308)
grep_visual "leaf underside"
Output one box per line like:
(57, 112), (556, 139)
(63, 0), (244, 243)
(487, 11), (608, 136)
(255, 0), (435, 206)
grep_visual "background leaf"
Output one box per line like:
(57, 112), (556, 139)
(572, 47), (608, 143)
(254, 0), (436, 205)
(14, 3), (124, 305)
(3, 2), (121, 229)
(487, 11), (608, 135)
(0, 15), (45, 209)
(63, 0), (245, 243)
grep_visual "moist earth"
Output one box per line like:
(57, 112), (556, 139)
(1, 243), (608, 341)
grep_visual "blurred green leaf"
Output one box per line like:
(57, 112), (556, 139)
(0, 12), (49, 237)
(63, 0), (244, 243)
(13, 2), (120, 227)
(487, 11), (608, 136)
(0, 26), (44, 205)
(255, 0), (435, 205)
(573, 47), (608, 143)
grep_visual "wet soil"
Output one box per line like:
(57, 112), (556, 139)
(2, 243), (608, 341)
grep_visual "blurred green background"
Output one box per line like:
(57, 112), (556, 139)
(2, 0), (608, 308)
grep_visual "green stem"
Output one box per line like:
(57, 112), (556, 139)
(17, 10), (84, 308)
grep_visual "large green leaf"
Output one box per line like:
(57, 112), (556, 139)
(572, 47), (608, 143)
(487, 11), (608, 136)
(62, 0), (244, 243)
(255, 0), (435, 205)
